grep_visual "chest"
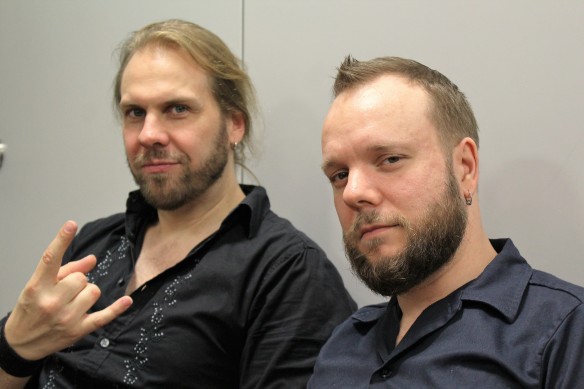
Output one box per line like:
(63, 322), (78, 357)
(126, 231), (207, 294)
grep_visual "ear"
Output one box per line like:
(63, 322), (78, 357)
(227, 111), (246, 145)
(452, 137), (479, 194)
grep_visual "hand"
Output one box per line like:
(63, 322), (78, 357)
(4, 221), (133, 361)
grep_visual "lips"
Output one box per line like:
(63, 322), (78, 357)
(359, 224), (396, 240)
(360, 224), (388, 238)
(139, 160), (179, 173)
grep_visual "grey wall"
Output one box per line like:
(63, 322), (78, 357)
(244, 0), (584, 305)
(1, 1), (583, 313)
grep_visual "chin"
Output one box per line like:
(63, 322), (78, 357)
(361, 238), (404, 259)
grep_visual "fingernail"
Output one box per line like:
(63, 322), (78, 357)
(63, 221), (74, 233)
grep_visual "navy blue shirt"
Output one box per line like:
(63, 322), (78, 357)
(18, 185), (356, 388)
(308, 239), (584, 388)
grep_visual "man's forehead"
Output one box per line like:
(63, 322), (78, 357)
(325, 75), (430, 132)
(337, 74), (427, 109)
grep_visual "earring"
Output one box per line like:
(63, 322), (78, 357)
(464, 190), (473, 206)
(230, 142), (238, 151)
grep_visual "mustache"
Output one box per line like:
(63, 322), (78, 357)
(344, 210), (406, 242)
(132, 149), (189, 166)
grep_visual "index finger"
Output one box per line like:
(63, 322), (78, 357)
(32, 220), (78, 284)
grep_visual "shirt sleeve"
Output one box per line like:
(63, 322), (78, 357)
(542, 301), (584, 387)
(239, 246), (356, 389)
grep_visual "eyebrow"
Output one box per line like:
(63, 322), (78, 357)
(321, 159), (339, 174)
(321, 142), (406, 173)
(119, 97), (203, 111)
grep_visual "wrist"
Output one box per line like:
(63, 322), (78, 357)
(0, 316), (45, 377)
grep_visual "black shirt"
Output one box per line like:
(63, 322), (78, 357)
(26, 185), (356, 388)
(308, 239), (584, 388)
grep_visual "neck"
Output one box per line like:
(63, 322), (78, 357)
(395, 212), (497, 344)
(155, 168), (245, 238)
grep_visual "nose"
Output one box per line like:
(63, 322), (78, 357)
(342, 169), (382, 209)
(138, 114), (169, 148)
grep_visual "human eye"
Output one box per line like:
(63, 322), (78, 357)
(125, 107), (145, 119)
(328, 170), (349, 186)
(385, 155), (401, 164)
(170, 104), (189, 115)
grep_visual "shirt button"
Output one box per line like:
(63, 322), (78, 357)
(99, 338), (110, 348)
(380, 368), (392, 378)
(117, 277), (125, 286)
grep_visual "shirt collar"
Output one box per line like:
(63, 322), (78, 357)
(124, 185), (270, 242)
(350, 238), (533, 326)
(222, 184), (270, 239)
(460, 238), (533, 322)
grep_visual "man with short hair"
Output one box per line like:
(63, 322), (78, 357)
(0, 20), (356, 388)
(309, 56), (584, 387)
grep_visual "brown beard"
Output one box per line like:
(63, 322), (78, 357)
(343, 166), (467, 297)
(129, 119), (229, 211)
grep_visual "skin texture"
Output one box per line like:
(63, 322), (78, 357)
(1, 44), (247, 388)
(119, 45), (247, 294)
(121, 45), (232, 211)
(3, 221), (133, 360)
(322, 75), (451, 265)
(322, 74), (496, 343)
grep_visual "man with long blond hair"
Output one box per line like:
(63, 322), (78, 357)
(0, 20), (355, 388)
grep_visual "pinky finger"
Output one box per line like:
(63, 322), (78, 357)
(83, 296), (133, 332)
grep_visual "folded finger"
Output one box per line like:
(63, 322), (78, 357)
(81, 296), (133, 333)
(53, 272), (91, 304)
(57, 255), (97, 281)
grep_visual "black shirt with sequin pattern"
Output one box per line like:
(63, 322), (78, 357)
(23, 185), (357, 388)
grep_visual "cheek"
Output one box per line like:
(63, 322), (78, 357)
(122, 131), (140, 158)
(333, 192), (353, 232)
(386, 169), (435, 205)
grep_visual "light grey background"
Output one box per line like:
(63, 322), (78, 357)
(1, 1), (583, 314)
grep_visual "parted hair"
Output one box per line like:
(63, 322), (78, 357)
(113, 19), (258, 165)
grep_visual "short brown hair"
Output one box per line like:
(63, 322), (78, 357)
(113, 19), (258, 165)
(333, 56), (479, 149)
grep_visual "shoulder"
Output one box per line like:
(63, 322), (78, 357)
(78, 213), (126, 234)
(518, 269), (584, 355)
(261, 210), (322, 250)
(64, 212), (126, 261)
(75, 213), (126, 244)
(529, 269), (584, 310)
(246, 207), (332, 271)
(527, 270), (584, 332)
(244, 185), (324, 251)
(530, 270), (584, 300)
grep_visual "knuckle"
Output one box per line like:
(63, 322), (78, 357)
(41, 248), (56, 265)
(72, 272), (88, 285)
(61, 272), (88, 289)
(38, 296), (61, 315)
(22, 282), (40, 299)
(86, 283), (102, 299)
(54, 312), (72, 328)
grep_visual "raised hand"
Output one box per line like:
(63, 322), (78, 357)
(4, 221), (133, 361)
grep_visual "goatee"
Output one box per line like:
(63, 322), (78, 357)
(343, 168), (467, 296)
(128, 120), (229, 211)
